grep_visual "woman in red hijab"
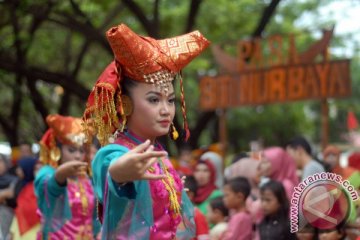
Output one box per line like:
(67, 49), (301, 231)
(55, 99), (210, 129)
(10, 159), (42, 239)
(193, 159), (222, 215)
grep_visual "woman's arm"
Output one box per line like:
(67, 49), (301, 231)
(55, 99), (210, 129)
(55, 161), (88, 185)
(34, 165), (72, 235)
(108, 140), (166, 183)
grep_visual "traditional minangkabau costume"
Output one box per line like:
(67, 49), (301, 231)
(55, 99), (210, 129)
(83, 24), (209, 239)
(34, 114), (99, 239)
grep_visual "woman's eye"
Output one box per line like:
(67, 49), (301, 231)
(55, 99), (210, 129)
(68, 147), (76, 153)
(148, 97), (159, 103)
(168, 98), (175, 104)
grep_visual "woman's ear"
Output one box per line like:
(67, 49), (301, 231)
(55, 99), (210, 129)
(121, 95), (133, 116)
(237, 192), (246, 202)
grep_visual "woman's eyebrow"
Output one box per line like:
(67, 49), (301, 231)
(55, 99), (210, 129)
(146, 91), (175, 97)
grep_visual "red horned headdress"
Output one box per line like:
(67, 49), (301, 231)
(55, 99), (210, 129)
(40, 114), (85, 168)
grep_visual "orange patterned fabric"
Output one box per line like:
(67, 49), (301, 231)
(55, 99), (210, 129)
(84, 23), (210, 145)
(107, 24), (210, 81)
(40, 114), (85, 167)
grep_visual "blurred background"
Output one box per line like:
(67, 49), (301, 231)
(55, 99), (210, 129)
(0, 0), (359, 157)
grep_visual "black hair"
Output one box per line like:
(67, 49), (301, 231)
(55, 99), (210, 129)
(122, 76), (138, 96)
(184, 175), (197, 196)
(260, 180), (289, 217)
(318, 224), (346, 240)
(225, 176), (251, 199)
(286, 136), (312, 155)
(231, 152), (249, 165)
(92, 137), (101, 150)
(209, 196), (229, 217)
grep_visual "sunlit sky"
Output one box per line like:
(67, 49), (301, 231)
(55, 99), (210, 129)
(296, 0), (360, 57)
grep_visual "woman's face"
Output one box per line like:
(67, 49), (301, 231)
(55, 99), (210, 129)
(60, 144), (85, 164)
(127, 82), (175, 140)
(194, 163), (211, 187)
(318, 229), (342, 240)
(260, 189), (280, 216)
(15, 167), (24, 179)
(257, 159), (271, 177)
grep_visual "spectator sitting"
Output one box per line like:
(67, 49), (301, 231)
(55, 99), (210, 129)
(184, 175), (210, 240)
(207, 196), (228, 240)
(222, 177), (253, 240)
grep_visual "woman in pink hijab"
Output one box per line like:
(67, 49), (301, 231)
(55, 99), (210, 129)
(260, 147), (299, 200)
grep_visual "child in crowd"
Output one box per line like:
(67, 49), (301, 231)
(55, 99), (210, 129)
(258, 180), (297, 240)
(184, 175), (210, 240)
(296, 224), (318, 240)
(222, 177), (253, 240)
(207, 196), (228, 240)
(318, 224), (347, 240)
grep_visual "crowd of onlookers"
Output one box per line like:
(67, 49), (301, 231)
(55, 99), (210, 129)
(175, 136), (360, 240)
(1, 136), (360, 239)
(0, 143), (42, 239)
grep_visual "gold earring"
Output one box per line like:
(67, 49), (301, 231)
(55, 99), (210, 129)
(170, 123), (179, 140)
(121, 95), (133, 116)
(119, 95), (133, 132)
(50, 147), (61, 162)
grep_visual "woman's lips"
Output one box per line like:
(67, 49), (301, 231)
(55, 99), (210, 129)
(159, 120), (170, 127)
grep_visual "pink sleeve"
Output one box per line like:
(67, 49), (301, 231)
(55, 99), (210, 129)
(246, 198), (263, 225)
(222, 213), (253, 240)
(282, 179), (295, 201)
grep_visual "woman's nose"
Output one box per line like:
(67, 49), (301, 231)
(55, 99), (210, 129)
(74, 150), (82, 160)
(160, 101), (170, 115)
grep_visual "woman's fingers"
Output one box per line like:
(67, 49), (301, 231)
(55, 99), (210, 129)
(77, 165), (88, 173)
(135, 151), (167, 162)
(140, 156), (158, 173)
(144, 144), (154, 153)
(130, 139), (151, 153)
(142, 173), (166, 180)
(74, 162), (88, 167)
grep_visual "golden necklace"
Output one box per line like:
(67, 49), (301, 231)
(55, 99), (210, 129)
(149, 158), (181, 218)
(70, 176), (89, 216)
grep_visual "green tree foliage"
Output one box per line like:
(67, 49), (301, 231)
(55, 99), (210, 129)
(0, 0), (358, 156)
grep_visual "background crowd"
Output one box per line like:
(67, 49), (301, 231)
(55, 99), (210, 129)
(1, 135), (360, 240)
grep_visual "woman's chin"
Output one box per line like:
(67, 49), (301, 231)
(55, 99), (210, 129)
(154, 128), (170, 137)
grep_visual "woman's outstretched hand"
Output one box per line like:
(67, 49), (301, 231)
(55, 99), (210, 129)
(109, 140), (167, 184)
(55, 161), (88, 185)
